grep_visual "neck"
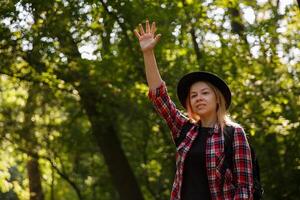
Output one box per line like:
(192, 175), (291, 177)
(200, 114), (217, 128)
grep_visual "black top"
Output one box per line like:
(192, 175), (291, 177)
(181, 127), (212, 200)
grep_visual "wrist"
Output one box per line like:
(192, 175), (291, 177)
(142, 49), (155, 56)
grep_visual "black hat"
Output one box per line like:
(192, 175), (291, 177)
(177, 71), (231, 109)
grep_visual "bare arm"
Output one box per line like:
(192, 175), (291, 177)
(135, 20), (188, 140)
(134, 20), (162, 90)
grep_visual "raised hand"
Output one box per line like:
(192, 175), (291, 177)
(134, 20), (161, 52)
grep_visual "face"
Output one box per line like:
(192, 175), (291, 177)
(189, 81), (218, 119)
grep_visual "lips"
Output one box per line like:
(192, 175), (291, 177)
(196, 104), (206, 109)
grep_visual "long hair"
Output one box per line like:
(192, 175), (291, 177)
(185, 81), (234, 132)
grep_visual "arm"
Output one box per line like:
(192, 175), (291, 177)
(233, 127), (254, 200)
(134, 20), (162, 90)
(134, 20), (188, 140)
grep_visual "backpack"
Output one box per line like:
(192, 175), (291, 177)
(175, 122), (264, 200)
(223, 126), (264, 200)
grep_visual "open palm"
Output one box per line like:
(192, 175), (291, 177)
(134, 20), (161, 52)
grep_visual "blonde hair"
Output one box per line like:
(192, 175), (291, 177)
(185, 81), (233, 132)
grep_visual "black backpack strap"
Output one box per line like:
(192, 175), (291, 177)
(174, 121), (194, 147)
(223, 125), (235, 168)
(221, 126), (235, 190)
(251, 146), (260, 180)
(250, 144), (264, 199)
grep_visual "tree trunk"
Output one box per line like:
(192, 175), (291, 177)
(27, 157), (44, 200)
(40, 8), (145, 198)
(79, 87), (144, 200)
(22, 87), (45, 200)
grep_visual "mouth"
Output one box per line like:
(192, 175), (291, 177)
(196, 104), (206, 109)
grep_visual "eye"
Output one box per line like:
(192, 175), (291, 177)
(190, 94), (197, 98)
(202, 91), (209, 95)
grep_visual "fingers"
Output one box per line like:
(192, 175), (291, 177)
(146, 20), (150, 33)
(150, 22), (156, 34)
(134, 29), (141, 39)
(154, 34), (161, 44)
(139, 23), (145, 35)
(134, 20), (159, 40)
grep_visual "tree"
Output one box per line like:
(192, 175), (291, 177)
(0, 0), (299, 199)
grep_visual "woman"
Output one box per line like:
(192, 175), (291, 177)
(134, 20), (253, 200)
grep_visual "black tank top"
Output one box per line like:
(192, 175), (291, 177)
(180, 127), (212, 200)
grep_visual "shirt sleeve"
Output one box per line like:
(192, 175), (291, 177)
(148, 82), (188, 142)
(233, 127), (254, 200)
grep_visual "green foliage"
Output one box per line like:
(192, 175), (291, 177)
(0, 0), (299, 199)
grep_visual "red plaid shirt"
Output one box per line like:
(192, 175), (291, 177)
(149, 82), (253, 200)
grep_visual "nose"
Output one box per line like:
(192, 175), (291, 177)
(195, 94), (204, 102)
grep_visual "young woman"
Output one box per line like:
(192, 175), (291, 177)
(134, 20), (253, 200)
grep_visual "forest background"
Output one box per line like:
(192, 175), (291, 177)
(0, 0), (299, 200)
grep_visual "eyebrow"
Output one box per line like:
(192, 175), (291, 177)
(190, 87), (210, 93)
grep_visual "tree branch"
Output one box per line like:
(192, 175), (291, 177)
(98, 0), (144, 78)
(0, 69), (76, 94)
(2, 135), (83, 200)
(99, 0), (136, 56)
(181, 0), (204, 70)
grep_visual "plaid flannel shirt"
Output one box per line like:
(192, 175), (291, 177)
(148, 82), (253, 200)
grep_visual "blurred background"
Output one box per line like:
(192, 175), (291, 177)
(0, 0), (299, 199)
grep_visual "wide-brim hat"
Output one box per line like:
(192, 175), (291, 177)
(177, 71), (231, 109)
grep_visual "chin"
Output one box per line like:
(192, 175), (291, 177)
(196, 110), (214, 117)
(195, 111), (207, 116)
